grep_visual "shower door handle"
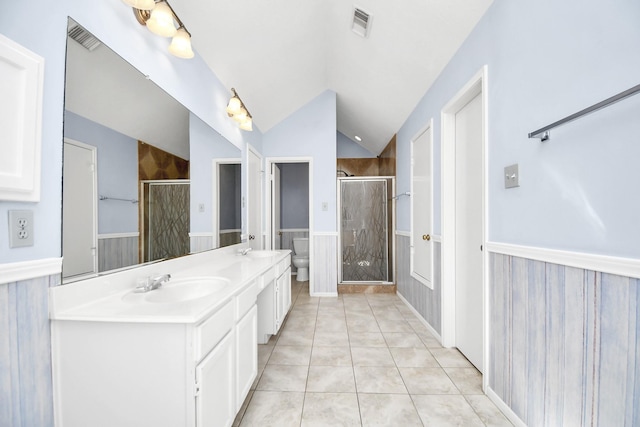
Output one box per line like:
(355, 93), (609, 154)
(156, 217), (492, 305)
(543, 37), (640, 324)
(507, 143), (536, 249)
(422, 234), (431, 241)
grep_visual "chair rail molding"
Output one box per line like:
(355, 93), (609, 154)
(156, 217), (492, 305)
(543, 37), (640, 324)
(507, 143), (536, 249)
(0, 258), (62, 285)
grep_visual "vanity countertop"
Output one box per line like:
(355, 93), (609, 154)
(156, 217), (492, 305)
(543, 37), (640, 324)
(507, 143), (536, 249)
(50, 246), (291, 324)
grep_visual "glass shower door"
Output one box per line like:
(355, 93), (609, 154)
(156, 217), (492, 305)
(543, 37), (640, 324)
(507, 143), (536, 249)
(144, 181), (190, 262)
(340, 179), (389, 282)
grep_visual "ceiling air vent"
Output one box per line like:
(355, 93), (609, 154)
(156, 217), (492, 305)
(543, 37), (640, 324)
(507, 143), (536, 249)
(352, 7), (372, 38)
(68, 23), (102, 51)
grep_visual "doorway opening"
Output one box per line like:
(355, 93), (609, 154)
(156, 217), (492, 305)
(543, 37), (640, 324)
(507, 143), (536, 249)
(265, 158), (313, 293)
(338, 177), (394, 284)
(441, 66), (487, 376)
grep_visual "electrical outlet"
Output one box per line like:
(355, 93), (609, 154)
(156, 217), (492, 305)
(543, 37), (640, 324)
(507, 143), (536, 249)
(8, 210), (34, 248)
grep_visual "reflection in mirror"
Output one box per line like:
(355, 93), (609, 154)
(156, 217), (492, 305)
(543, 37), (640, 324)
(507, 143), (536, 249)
(216, 162), (241, 248)
(62, 19), (243, 283)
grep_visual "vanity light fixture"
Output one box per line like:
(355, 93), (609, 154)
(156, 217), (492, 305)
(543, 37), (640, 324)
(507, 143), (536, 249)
(227, 88), (253, 132)
(125, 0), (194, 59)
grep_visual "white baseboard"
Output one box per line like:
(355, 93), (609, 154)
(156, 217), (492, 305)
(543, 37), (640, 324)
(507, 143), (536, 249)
(0, 257), (62, 285)
(397, 291), (442, 342)
(485, 387), (527, 427)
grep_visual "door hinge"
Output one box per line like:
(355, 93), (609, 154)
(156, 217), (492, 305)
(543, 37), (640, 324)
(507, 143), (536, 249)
(194, 380), (200, 397)
(480, 245), (483, 251)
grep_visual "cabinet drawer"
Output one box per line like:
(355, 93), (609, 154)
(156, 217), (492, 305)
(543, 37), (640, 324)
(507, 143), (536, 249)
(195, 301), (234, 362)
(236, 281), (258, 319)
(259, 267), (275, 290)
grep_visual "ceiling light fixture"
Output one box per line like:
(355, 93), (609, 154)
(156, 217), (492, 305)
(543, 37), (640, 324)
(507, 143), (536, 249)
(227, 88), (253, 132)
(126, 0), (194, 59)
(355, 135), (362, 141)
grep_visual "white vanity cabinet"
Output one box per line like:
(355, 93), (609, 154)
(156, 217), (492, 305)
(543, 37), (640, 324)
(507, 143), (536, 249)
(50, 248), (292, 427)
(257, 255), (292, 343)
(52, 280), (260, 427)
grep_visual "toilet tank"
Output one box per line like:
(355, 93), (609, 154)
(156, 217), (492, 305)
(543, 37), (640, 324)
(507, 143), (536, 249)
(292, 238), (308, 256)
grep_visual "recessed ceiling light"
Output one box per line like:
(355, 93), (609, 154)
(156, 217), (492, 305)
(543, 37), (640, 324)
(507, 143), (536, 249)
(354, 135), (362, 141)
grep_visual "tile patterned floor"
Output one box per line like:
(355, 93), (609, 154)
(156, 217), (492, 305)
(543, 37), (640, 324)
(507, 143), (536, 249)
(234, 278), (513, 427)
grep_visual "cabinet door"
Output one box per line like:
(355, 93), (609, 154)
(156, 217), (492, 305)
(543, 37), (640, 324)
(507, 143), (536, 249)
(276, 267), (292, 332)
(236, 305), (258, 410)
(196, 331), (235, 427)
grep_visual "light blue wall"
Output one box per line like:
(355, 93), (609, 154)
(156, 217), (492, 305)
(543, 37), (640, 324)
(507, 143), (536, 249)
(279, 163), (310, 229)
(0, 0), (258, 263)
(63, 111), (138, 234)
(396, 0), (640, 258)
(337, 131), (375, 158)
(189, 113), (242, 233)
(262, 90), (337, 232)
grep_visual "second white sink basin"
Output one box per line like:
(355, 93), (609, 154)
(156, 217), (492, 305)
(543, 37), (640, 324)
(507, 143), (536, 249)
(245, 250), (278, 259)
(123, 277), (230, 304)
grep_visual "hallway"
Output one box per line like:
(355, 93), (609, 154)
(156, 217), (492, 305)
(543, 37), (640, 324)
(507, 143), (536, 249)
(234, 278), (512, 426)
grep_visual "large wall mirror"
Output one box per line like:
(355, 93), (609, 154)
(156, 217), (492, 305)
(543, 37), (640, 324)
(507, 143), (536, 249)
(62, 19), (241, 283)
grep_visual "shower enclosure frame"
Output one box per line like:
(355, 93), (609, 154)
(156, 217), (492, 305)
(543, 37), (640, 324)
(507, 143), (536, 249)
(337, 176), (396, 285)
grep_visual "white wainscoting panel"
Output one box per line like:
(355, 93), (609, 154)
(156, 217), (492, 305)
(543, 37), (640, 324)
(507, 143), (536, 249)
(98, 234), (138, 272)
(489, 251), (640, 426)
(0, 274), (56, 426)
(312, 233), (338, 296)
(396, 234), (441, 334)
(190, 233), (214, 253)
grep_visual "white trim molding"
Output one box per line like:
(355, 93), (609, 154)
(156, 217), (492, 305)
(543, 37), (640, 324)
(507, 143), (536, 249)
(486, 241), (640, 279)
(0, 258), (62, 285)
(188, 232), (215, 238)
(397, 291), (442, 342)
(98, 232), (139, 239)
(486, 388), (527, 427)
(395, 230), (411, 237)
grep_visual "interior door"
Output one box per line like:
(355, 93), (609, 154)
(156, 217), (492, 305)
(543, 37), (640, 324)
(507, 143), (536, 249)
(62, 140), (97, 280)
(454, 93), (483, 371)
(248, 149), (261, 250)
(411, 127), (432, 287)
(271, 164), (281, 250)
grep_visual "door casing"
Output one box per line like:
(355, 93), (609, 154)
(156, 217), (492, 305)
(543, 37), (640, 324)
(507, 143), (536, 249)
(441, 66), (489, 383)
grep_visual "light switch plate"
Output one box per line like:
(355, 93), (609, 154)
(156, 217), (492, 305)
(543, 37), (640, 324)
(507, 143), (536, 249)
(504, 164), (519, 189)
(8, 210), (34, 248)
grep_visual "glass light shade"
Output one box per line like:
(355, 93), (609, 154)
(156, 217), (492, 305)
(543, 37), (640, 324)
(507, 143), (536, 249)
(146, 2), (177, 37)
(168, 28), (194, 59)
(121, 0), (155, 10)
(226, 97), (242, 115)
(239, 117), (253, 131)
(233, 108), (247, 123)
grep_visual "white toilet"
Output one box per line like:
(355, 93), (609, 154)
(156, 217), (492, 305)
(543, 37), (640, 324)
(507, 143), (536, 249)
(292, 238), (309, 282)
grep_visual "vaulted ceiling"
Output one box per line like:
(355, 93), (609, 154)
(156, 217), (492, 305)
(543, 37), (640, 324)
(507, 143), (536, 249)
(170, 0), (493, 154)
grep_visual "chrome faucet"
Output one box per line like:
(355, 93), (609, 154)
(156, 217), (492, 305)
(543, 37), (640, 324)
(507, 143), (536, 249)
(134, 273), (171, 293)
(239, 247), (252, 256)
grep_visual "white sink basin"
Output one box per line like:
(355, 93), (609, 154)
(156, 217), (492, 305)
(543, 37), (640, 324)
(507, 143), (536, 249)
(245, 250), (278, 259)
(122, 277), (230, 304)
